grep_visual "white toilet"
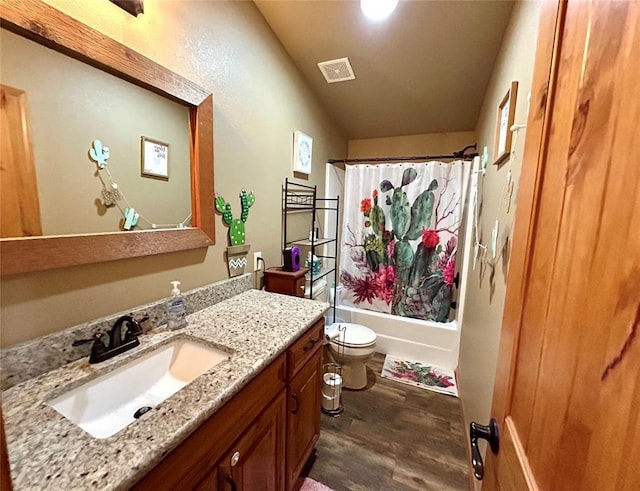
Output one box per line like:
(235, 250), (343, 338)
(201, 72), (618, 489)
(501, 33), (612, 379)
(326, 323), (377, 390)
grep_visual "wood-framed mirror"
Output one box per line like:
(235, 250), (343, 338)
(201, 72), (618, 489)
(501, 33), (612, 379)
(0, 0), (215, 276)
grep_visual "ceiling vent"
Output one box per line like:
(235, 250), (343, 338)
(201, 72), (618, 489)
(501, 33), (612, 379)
(317, 57), (356, 84)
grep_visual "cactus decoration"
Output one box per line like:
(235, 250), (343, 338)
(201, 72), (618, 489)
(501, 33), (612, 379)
(215, 190), (255, 246)
(89, 139), (110, 169)
(341, 167), (461, 322)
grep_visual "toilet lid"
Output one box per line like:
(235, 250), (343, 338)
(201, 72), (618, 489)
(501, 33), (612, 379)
(328, 323), (376, 347)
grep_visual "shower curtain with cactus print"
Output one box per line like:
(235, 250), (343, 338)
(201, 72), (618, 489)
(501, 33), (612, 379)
(339, 161), (464, 322)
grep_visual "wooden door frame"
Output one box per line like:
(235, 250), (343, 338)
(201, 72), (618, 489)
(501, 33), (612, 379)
(484, 0), (565, 485)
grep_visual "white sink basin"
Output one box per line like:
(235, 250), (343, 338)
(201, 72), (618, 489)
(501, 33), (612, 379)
(47, 338), (229, 438)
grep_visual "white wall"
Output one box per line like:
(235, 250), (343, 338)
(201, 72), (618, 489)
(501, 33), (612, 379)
(457, 0), (542, 473)
(348, 131), (476, 158)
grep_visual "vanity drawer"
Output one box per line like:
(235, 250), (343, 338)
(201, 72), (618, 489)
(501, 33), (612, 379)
(293, 275), (306, 298)
(287, 319), (324, 380)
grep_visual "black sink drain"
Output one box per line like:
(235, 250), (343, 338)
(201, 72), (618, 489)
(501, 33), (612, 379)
(133, 406), (152, 419)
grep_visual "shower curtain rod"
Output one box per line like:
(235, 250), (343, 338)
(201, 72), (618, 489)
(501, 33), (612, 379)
(327, 144), (478, 165)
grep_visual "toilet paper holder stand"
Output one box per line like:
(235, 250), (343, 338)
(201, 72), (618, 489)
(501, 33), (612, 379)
(322, 324), (346, 416)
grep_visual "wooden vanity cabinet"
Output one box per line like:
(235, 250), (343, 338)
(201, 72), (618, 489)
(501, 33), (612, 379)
(133, 319), (324, 491)
(1, 409), (12, 491)
(133, 354), (287, 491)
(286, 339), (323, 491)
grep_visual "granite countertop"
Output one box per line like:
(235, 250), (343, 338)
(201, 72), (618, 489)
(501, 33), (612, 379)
(2, 289), (328, 490)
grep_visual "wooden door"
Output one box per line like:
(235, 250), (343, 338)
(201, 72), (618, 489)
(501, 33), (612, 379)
(218, 391), (286, 491)
(483, 1), (640, 489)
(0, 84), (42, 238)
(286, 347), (322, 491)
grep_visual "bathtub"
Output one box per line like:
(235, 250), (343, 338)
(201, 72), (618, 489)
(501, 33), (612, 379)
(331, 304), (461, 371)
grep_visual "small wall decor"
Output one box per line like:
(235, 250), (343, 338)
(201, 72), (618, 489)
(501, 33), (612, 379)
(141, 136), (169, 180)
(89, 139), (190, 230)
(109, 0), (144, 17)
(292, 130), (313, 174)
(215, 190), (255, 277)
(494, 81), (518, 165)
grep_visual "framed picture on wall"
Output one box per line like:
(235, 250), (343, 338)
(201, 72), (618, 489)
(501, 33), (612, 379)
(292, 130), (313, 174)
(494, 81), (518, 165)
(141, 136), (169, 180)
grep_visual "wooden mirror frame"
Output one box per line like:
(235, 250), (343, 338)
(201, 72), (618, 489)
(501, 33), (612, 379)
(0, 0), (215, 276)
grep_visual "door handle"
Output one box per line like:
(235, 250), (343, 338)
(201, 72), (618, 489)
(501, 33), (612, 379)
(291, 393), (299, 414)
(469, 418), (500, 480)
(225, 475), (237, 491)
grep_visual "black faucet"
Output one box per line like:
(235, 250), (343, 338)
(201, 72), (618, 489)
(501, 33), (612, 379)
(73, 315), (147, 363)
(109, 315), (143, 348)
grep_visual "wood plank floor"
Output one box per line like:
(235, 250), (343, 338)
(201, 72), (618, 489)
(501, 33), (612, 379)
(308, 352), (470, 491)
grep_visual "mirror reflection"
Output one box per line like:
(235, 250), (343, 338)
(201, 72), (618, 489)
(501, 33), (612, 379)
(0, 28), (191, 238)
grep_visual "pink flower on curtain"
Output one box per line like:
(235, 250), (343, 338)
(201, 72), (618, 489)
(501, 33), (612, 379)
(443, 260), (456, 285)
(387, 239), (396, 259)
(421, 229), (440, 248)
(373, 265), (395, 305)
(351, 276), (377, 304)
(360, 198), (372, 214)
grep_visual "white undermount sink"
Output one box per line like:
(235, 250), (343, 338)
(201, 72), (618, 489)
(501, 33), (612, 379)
(47, 338), (229, 438)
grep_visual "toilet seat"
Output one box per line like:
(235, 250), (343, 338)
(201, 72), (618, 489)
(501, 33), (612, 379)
(327, 323), (376, 345)
(328, 323), (376, 356)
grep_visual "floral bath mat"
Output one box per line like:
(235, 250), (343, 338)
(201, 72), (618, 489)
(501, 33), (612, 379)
(381, 354), (458, 397)
(300, 477), (335, 491)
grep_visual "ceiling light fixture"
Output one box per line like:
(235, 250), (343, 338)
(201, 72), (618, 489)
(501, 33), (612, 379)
(360, 0), (398, 21)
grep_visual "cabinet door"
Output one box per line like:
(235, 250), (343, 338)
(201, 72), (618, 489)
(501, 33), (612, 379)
(218, 391), (286, 491)
(286, 347), (323, 491)
(193, 467), (217, 491)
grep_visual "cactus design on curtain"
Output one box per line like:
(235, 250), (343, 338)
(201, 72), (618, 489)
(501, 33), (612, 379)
(340, 162), (464, 322)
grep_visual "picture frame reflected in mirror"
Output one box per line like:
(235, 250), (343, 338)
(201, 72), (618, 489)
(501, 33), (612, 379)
(141, 136), (170, 180)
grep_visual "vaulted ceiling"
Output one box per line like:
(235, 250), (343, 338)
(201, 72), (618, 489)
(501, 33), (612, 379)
(255, 0), (514, 139)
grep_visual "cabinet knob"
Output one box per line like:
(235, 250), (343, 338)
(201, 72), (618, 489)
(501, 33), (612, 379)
(230, 451), (240, 467)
